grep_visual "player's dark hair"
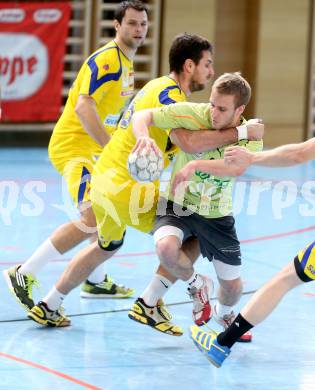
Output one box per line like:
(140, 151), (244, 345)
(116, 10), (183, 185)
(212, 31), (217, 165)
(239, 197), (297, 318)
(213, 72), (251, 107)
(169, 33), (212, 74)
(114, 1), (148, 24)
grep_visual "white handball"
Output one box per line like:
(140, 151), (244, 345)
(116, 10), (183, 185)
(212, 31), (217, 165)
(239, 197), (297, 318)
(127, 149), (164, 182)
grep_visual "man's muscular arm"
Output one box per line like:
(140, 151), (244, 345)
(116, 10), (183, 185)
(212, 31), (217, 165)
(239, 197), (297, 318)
(75, 95), (110, 147)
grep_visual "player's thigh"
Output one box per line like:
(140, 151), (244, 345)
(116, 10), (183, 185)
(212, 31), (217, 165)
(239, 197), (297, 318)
(91, 177), (158, 237)
(154, 200), (193, 245)
(91, 197), (126, 248)
(79, 201), (96, 228)
(191, 214), (241, 266)
(52, 154), (95, 207)
(182, 237), (200, 262)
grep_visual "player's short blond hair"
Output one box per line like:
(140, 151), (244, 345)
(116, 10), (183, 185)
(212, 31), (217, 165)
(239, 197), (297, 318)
(213, 72), (251, 108)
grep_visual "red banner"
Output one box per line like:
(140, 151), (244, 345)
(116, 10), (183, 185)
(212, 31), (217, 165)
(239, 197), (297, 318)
(0, 2), (71, 122)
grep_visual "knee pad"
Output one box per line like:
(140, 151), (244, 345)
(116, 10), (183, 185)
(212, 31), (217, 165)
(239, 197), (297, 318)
(98, 232), (126, 252)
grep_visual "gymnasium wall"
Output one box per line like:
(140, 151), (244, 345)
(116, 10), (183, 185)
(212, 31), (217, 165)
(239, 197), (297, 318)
(160, 0), (312, 147)
(159, 0), (216, 103)
(0, 0), (312, 147)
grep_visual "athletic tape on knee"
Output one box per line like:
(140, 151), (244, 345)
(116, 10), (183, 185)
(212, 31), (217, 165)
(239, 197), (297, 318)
(153, 225), (184, 245)
(212, 258), (241, 280)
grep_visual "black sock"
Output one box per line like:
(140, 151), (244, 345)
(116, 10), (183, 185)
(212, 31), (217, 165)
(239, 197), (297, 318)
(217, 313), (253, 349)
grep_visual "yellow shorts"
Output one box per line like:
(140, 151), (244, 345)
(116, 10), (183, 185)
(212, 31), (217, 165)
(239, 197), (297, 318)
(90, 174), (159, 248)
(295, 240), (315, 281)
(49, 151), (100, 207)
(48, 131), (102, 207)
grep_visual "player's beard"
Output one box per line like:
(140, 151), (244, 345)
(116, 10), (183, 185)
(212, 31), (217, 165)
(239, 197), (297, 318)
(122, 36), (144, 50)
(189, 80), (206, 93)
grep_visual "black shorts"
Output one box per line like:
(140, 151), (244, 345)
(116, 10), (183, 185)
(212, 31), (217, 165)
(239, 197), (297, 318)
(154, 200), (241, 266)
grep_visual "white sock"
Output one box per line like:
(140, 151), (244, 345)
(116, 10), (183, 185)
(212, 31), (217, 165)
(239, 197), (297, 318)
(86, 264), (105, 284)
(187, 272), (203, 289)
(19, 238), (63, 277)
(43, 286), (66, 311)
(215, 302), (234, 318)
(140, 274), (173, 307)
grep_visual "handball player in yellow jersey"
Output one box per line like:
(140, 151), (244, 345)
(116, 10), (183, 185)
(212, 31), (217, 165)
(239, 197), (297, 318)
(28, 35), (262, 330)
(4, 1), (149, 309)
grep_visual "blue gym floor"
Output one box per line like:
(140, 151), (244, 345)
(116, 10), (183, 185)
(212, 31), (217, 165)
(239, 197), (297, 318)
(1, 147), (315, 390)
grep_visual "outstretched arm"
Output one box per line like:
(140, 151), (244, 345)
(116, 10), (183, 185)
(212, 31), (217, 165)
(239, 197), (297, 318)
(225, 138), (315, 168)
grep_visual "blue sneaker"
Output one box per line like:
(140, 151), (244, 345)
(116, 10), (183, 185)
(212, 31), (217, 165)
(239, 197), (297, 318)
(190, 325), (231, 367)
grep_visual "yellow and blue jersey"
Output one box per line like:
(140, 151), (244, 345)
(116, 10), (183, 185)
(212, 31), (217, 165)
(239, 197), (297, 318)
(94, 76), (187, 185)
(49, 40), (134, 159)
(91, 76), (187, 239)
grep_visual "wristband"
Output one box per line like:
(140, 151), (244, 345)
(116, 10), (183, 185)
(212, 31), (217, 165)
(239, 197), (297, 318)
(236, 124), (248, 140)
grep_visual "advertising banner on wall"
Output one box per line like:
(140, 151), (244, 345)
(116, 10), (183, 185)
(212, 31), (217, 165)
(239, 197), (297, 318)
(0, 2), (71, 122)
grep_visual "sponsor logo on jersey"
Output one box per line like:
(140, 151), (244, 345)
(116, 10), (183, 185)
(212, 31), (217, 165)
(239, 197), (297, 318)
(121, 90), (134, 96)
(129, 71), (134, 87)
(120, 102), (134, 128)
(122, 67), (134, 89)
(167, 152), (176, 161)
(104, 114), (120, 127)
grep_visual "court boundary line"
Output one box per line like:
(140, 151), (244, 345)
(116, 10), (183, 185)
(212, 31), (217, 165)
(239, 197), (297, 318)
(0, 352), (102, 390)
